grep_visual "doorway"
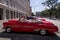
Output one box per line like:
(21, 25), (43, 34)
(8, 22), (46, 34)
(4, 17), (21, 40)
(0, 8), (3, 20)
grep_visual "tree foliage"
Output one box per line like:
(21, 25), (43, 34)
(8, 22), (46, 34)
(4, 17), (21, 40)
(40, 2), (60, 18)
(42, 0), (58, 8)
(41, 10), (49, 17)
(42, 0), (59, 18)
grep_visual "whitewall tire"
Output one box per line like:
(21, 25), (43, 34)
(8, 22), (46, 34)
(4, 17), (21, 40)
(40, 30), (47, 35)
(6, 27), (11, 33)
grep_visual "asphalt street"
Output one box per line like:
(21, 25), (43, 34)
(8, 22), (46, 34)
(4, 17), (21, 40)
(0, 32), (60, 40)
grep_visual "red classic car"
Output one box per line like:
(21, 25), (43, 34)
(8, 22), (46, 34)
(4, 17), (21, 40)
(3, 18), (58, 35)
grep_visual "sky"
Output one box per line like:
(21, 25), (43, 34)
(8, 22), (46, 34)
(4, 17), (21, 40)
(30, 0), (60, 13)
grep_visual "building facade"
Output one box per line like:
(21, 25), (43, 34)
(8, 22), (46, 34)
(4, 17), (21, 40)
(0, 0), (30, 20)
(36, 12), (41, 17)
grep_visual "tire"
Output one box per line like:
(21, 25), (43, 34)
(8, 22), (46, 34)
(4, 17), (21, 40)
(5, 27), (11, 33)
(39, 30), (47, 35)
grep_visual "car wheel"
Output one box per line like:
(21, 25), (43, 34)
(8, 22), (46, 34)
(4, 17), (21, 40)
(40, 30), (47, 35)
(5, 27), (11, 33)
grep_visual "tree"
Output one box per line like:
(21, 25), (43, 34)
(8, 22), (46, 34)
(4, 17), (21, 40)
(42, 0), (58, 18)
(41, 9), (49, 17)
(56, 2), (60, 18)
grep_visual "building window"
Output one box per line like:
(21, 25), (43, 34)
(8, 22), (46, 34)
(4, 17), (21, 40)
(6, 10), (9, 19)
(0, 0), (2, 3)
(13, 2), (15, 8)
(14, 4), (15, 8)
(0, 0), (1, 1)
(10, 0), (12, 7)
(14, 12), (15, 18)
(15, 12), (17, 18)
(6, 0), (8, 6)
(17, 12), (18, 18)
(10, 11), (13, 19)
(18, 13), (20, 18)
(0, 8), (3, 20)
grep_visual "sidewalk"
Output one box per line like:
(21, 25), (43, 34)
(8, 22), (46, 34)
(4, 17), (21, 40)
(47, 18), (60, 21)
(56, 19), (60, 21)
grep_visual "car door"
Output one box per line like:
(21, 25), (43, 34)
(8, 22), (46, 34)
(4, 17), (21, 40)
(12, 21), (25, 32)
(20, 22), (29, 32)
(11, 21), (22, 32)
(18, 21), (34, 32)
(24, 22), (34, 32)
(18, 22), (24, 32)
(28, 22), (43, 32)
(16, 21), (29, 32)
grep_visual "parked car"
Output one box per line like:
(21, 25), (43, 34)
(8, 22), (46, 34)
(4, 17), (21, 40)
(3, 18), (58, 35)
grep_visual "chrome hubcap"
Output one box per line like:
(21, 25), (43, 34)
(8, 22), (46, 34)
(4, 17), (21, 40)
(6, 28), (11, 32)
(40, 30), (46, 35)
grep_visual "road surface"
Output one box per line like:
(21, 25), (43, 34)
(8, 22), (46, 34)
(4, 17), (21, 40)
(0, 32), (60, 40)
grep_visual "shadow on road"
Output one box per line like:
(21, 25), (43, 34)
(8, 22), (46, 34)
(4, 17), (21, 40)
(0, 31), (60, 40)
